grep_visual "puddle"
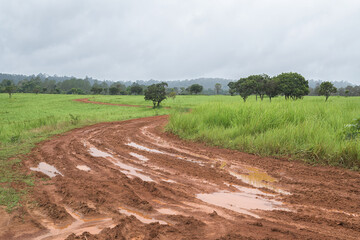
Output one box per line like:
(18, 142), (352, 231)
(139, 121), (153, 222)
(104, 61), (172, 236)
(161, 179), (177, 183)
(129, 152), (149, 161)
(197, 186), (286, 218)
(157, 208), (178, 215)
(229, 167), (290, 195)
(126, 142), (164, 154)
(114, 161), (154, 182)
(30, 162), (63, 178)
(35, 208), (114, 240)
(118, 207), (167, 224)
(76, 165), (91, 172)
(89, 147), (113, 158)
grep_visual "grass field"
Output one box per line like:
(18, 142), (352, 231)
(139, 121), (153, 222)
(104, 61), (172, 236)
(167, 95), (360, 169)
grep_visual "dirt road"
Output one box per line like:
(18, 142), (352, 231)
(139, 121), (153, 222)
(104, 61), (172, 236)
(2, 112), (360, 239)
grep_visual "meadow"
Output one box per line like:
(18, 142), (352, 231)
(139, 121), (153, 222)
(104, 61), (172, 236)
(1, 93), (359, 211)
(167, 96), (360, 169)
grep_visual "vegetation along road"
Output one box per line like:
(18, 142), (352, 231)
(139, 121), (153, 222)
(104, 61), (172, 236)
(0, 94), (359, 239)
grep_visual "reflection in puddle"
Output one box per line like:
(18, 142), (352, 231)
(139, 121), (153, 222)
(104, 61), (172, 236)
(118, 207), (167, 225)
(197, 186), (285, 218)
(114, 161), (154, 182)
(161, 179), (176, 183)
(88, 146), (153, 182)
(129, 152), (149, 161)
(157, 208), (177, 215)
(89, 147), (113, 158)
(30, 162), (63, 178)
(35, 208), (114, 240)
(229, 168), (289, 195)
(76, 165), (91, 172)
(126, 142), (164, 154)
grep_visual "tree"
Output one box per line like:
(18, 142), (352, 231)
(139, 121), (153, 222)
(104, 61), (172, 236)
(90, 86), (103, 94)
(144, 82), (168, 108)
(228, 82), (237, 96)
(215, 83), (222, 95)
(235, 78), (256, 102)
(130, 83), (143, 95)
(264, 78), (280, 102)
(1, 79), (16, 98)
(168, 91), (177, 100)
(318, 81), (337, 101)
(275, 72), (309, 100)
(248, 74), (269, 101)
(188, 84), (203, 94)
(109, 86), (120, 95)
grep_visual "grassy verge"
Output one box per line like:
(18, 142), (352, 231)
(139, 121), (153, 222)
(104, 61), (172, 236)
(167, 96), (360, 169)
(0, 93), (170, 211)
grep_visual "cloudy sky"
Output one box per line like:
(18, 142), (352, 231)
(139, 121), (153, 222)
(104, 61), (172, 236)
(0, 0), (360, 84)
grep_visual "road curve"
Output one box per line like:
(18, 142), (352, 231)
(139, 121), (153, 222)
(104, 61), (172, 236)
(2, 100), (360, 240)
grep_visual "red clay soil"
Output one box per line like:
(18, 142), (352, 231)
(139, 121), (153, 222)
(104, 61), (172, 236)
(1, 112), (360, 239)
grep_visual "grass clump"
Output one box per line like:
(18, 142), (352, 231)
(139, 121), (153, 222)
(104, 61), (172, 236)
(167, 96), (360, 169)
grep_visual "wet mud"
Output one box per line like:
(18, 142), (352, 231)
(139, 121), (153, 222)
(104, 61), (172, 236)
(1, 114), (360, 239)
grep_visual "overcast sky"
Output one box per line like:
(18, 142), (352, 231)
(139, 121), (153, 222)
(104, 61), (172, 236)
(0, 0), (360, 84)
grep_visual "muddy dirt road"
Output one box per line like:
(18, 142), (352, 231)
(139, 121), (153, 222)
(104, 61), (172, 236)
(2, 114), (360, 239)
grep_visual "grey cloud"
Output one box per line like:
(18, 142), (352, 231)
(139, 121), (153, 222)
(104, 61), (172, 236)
(0, 0), (360, 84)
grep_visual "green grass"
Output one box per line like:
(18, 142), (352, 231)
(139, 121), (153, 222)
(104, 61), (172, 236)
(167, 96), (360, 169)
(0, 93), (170, 211)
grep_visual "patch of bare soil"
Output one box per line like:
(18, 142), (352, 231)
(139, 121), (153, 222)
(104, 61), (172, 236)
(1, 114), (360, 239)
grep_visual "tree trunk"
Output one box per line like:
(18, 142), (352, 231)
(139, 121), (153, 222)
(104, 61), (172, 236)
(325, 95), (329, 102)
(269, 97), (271, 102)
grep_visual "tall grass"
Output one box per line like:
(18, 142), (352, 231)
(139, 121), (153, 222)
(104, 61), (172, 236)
(167, 96), (360, 169)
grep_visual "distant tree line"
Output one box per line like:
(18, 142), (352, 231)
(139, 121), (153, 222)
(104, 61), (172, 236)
(1, 72), (359, 99)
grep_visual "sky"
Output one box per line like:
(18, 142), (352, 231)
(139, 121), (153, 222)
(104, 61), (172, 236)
(0, 0), (360, 84)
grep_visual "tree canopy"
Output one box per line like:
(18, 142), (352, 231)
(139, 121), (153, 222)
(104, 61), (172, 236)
(188, 84), (203, 95)
(318, 81), (337, 101)
(144, 82), (168, 108)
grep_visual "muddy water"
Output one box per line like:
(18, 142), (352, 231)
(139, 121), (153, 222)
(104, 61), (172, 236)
(126, 142), (164, 154)
(76, 165), (91, 171)
(88, 145), (154, 182)
(35, 208), (114, 240)
(229, 167), (290, 195)
(30, 162), (63, 178)
(197, 185), (285, 218)
(118, 207), (167, 225)
(129, 152), (149, 161)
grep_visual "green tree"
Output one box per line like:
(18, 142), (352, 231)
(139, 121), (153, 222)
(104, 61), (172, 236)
(264, 78), (280, 102)
(188, 84), (203, 94)
(248, 74), (269, 101)
(235, 78), (256, 102)
(275, 72), (309, 99)
(130, 83), (143, 95)
(318, 81), (337, 101)
(109, 86), (120, 95)
(144, 82), (168, 108)
(228, 82), (237, 96)
(90, 86), (103, 94)
(214, 83), (222, 95)
(1, 79), (16, 98)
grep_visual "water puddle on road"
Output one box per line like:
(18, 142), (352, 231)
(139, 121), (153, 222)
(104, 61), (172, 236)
(129, 152), (149, 161)
(30, 162), (63, 178)
(76, 165), (91, 172)
(197, 185), (286, 218)
(157, 208), (178, 215)
(126, 142), (164, 154)
(118, 207), (167, 225)
(229, 167), (290, 195)
(89, 147), (113, 158)
(35, 208), (114, 240)
(114, 161), (154, 182)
